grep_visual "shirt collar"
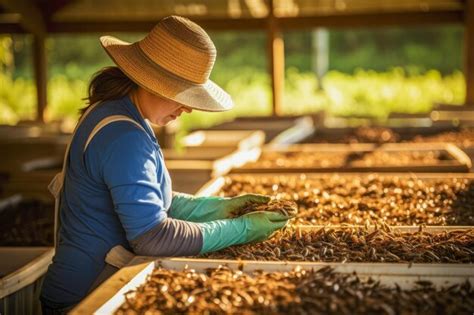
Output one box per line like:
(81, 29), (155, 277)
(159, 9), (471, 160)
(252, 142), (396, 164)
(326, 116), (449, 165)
(122, 95), (158, 143)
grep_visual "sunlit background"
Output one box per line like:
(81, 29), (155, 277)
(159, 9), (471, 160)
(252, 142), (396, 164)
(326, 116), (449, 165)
(0, 1), (468, 136)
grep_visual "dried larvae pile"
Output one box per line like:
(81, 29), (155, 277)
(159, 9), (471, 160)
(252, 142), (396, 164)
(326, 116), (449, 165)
(348, 127), (400, 144)
(115, 266), (473, 315)
(245, 149), (447, 169)
(231, 200), (298, 218)
(350, 150), (449, 167)
(409, 128), (474, 148)
(202, 226), (474, 263)
(245, 151), (347, 169)
(220, 174), (474, 225)
(0, 198), (54, 246)
(310, 127), (400, 144)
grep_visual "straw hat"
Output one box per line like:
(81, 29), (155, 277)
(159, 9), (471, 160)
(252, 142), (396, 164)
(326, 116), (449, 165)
(100, 15), (233, 112)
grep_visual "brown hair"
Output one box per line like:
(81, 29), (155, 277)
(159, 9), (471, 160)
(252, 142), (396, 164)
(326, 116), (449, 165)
(81, 66), (137, 114)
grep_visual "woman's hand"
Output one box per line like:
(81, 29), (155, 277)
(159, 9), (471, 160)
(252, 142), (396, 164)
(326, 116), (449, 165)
(168, 193), (271, 222)
(199, 211), (291, 254)
(217, 194), (271, 218)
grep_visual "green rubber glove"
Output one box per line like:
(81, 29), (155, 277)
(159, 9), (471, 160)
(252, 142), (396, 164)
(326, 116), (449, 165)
(169, 192), (271, 223)
(199, 211), (290, 254)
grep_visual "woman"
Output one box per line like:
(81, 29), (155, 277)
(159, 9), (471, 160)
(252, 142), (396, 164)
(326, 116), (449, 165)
(40, 15), (291, 313)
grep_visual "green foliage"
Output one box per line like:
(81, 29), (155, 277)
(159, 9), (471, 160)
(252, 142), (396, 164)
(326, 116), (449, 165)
(328, 26), (463, 74)
(283, 68), (327, 115)
(0, 68), (465, 130)
(0, 35), (34, 124)
(210, 31), (267, 76)
(46, 75), (87, 121)
(284, 26), (463, 75)
(47, 33), (143, 80)
(0, 36), (14, 74)
(321, 68), (465, 118)
(0, 72), (35, 124)
(0, 25), (467, 131)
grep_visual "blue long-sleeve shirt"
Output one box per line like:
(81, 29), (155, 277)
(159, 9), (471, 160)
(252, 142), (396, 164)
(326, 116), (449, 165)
(41, 96), (172, 308)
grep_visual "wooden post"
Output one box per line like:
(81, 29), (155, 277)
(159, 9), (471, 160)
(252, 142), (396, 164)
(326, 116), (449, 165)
(267, 0), (284, 116)
(465, 0), (474, 106)
(1, 0), (48, 122)
(33, 35), (47, 122)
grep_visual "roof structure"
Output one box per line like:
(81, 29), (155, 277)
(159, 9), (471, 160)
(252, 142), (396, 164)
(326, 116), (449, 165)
(0, 0), (472, 120)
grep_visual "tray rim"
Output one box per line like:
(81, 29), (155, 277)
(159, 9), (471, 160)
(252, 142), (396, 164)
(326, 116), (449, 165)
(72, 254), (474, 315)
(0, 246), (54, 299)
(233, 142), (472, 173)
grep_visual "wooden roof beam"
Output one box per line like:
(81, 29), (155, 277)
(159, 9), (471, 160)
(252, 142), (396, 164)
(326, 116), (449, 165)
(278, 11), (463, 29)
(0, 22), (24, 33)
(43, 10), (464, 34)
(0, 9), (464, 34)
(46, 17), (267, 33)
(0, 0), (46, 36)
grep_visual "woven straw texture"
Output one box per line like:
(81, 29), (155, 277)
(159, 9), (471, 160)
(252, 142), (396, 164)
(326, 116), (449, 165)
(100, 15), (233, 112)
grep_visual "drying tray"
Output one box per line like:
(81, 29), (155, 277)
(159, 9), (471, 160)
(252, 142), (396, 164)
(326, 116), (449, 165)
(72, 225), (474, 315)
(1, 146), (262, 196)
(181, 130), (265, 151)
(230, 143), (472, 173)
(0, 247), (54, 299)
(204, 115), (316, 145)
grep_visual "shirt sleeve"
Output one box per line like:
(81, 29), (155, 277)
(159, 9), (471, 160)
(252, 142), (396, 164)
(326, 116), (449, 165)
(101, 127), (168, 241)
(129, 218), (203, 256)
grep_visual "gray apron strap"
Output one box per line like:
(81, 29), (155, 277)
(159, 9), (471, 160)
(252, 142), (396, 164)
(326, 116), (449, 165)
(49, 102), (102, 247)
(48, 109), (145, 268)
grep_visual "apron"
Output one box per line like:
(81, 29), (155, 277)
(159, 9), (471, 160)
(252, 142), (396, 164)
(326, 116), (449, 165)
(48, 103), (140, 273)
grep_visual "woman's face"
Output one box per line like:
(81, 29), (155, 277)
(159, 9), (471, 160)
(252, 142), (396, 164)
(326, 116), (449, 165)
(134, 87), (193, 126)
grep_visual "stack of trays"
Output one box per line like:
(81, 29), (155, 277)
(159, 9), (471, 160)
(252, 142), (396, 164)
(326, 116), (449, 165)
(231, 143), (472, 173)
(73, 172), (474, 314)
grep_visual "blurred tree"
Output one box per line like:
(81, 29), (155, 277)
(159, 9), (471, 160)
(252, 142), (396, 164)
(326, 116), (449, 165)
(0, 36), (14, 74)
(284, 25), (463, 75)
(1, 24), (466, 125)
(329, 25), (463, 74)
(209, 31), (267, 86)
(9, 25), (465, 80)
(9, 35), (33, 78)
(46, 33), (144, 80)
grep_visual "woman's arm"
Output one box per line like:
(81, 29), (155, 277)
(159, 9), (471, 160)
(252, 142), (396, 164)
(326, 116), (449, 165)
(98, 126), (202, 256)
(99, 125), (288, 256)
(128, 218), (202, 256)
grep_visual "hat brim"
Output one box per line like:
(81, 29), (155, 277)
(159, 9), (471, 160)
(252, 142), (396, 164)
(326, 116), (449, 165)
(100, 35), (233, 112)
